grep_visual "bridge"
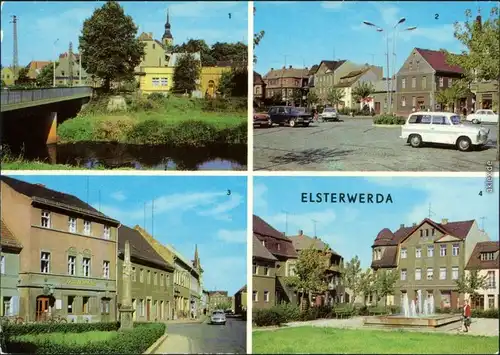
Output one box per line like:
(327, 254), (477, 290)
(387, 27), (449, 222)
(1, 87), (93, 146)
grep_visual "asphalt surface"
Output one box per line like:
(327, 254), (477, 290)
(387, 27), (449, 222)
(160, 316), (246, 354)
(253, 116), (498, 171)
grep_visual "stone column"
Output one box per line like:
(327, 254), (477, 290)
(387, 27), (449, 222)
(119, 240), (135, 330)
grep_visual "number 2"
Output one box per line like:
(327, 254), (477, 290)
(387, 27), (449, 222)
(435, 14), (439, 20)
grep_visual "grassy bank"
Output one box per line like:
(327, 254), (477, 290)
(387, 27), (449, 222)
(253, 327), (499, 354)
(58, 95), (247, 147)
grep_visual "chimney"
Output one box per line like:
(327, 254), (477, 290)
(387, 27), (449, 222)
(441, 218), (448, 225)
(298, 230), (303, 235)
(412, 223), (417, 227)
(289, 65), (292, 69)
(282, 231), (286, 236)
(271, 67), (274, 71)
(400, 223), (405, 228)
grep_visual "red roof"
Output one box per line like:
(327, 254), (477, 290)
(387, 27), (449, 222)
(253, 215), (298, 258)
(415, 48), (464, 74)
(466, 241), (499, 270)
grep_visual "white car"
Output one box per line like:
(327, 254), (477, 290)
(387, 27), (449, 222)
(466, 109), (498, 124)
(319, 107), (339, 121)
(210, 310), (226, 325)
(400, 111), (490, 152)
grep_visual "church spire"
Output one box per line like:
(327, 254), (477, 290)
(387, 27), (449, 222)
(162, 8), (173, 46)
(194, 244), (200, 268)
(166, 8), (171, 30)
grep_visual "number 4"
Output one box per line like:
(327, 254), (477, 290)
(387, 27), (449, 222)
(478, 191), (483, 196)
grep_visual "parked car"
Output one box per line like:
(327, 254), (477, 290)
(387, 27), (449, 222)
(319, 107), (339, 121)
(268, 106), (312, 127)
(210, 310), (226, 325)
(465, 109), (498, 124)
(400, 111), (490, 152)
(253, 109), (272, 128)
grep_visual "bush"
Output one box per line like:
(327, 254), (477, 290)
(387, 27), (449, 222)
(126, 119), (172, 145)
(253, 308), (286, 327)
(147, 92), (167, 102)
(273, 303), (301, 322)
(373, 114), (406, 125)
(202, 97), (247, 113)
(57, 117), (96, 142)
(5, 322), (165, 354)
(2, 321), (120, 337)
(471, 308), (499, 318)
(168, 120), (220, 147)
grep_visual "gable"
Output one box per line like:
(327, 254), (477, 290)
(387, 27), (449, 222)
(397, 48), (434, 76)
(400, 221), (446, 247)
(316, 62), (331, 76)
(435, 234), (462, 243)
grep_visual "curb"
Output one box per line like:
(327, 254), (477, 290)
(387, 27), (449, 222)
(143, 330), (168, 355)
(372, 124), (403, 128)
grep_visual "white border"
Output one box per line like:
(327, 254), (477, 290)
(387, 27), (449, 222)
(253, 171), (500, 177)
(0, 170), (248, 176)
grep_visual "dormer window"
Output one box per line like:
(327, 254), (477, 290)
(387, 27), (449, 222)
(480, 252), (495, 261)
(262, 240), (266, 247)
(277, 244), (281, 251)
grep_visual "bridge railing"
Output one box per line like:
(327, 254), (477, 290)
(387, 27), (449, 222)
(1, 87), (93, 106)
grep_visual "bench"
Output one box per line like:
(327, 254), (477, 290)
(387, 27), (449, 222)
(333, 309), (353, 319)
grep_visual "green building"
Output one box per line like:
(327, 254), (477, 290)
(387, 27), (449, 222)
(0, 219), (22, 317)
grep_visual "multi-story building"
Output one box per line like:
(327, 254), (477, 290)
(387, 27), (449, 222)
(253, 71), (266, 106)
(253, 215), (298, 305)
(208, 291), (229, 310)
(234, 285), (247, 315)
(1, 219), (22, 317)
(117, 225), (175, 322)
(465, 241), (499, 310)
(169, 246), (196, 318)
(1, 66), (16, 86)
(371, 218), (490, 308)
(54, 52), (91, 86)
(26, 61), (51, 81)
(0, 176), (120, 323)
(288, 230), (344, 305)
(394, 47), (473, 115)
(333, 66), (383, 109)
(470, 81), (499, 111)
(262, 66), (309, 105)
(201, 289), (209, 314)
(252, 235), (277, 309)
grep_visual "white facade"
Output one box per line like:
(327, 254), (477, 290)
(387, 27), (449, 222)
(465, 269), (499, 310)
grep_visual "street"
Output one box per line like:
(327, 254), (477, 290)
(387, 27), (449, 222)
(254, 117), (498, 171)
(154, 316), (246, 354)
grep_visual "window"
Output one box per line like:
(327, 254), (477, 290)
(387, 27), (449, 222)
(427, 245), (434, 257)
(262, 240), (266, 247)
(152, 43), (156, 49)
(439, 77), (444, 87)
(152, 77), (160, 86)
(431, 228), (435, 236)
(409, 61), (413, 70)
(147, 270), (151, 284)
(416, 60), (420, 70)
(452, 266), (459, 280)
(412, 96), (416, 107)
(264, 291), (270, 302)
(41, 252), (50, 273)
(0, 256), (4, 274)
(401, 78), (406, 89)
(253, 263), (257, 274)
(160, 78), (168, 86)
(488, 295), (495, 309)
(82, 257), (91, 277)
(448, 78), (453, 86)
(415, 268), (422, 280)
(103, 226), (110, 239)
(82, 296), (90, 314)
(252, 291), (258, 302)
(401, 96), (406, 107)
(431, 116), (449, 125)
(103, 261), (110, 279)
(140, 269), (144, 282)
(68, 217), (77, 233)
(427, 268), (433, 280)
(408, 114), (431, 124)
(3, 297), (11, 316)
(481, 252), (495, 261)
(422, 76), (427, 89)
(277, 244), (281, 251)
(452, 244), (459, 256)
(412, 77), (416, 88)
(264, 267), (269, 276)
(487, 271), (496, 288)
(416, 247), (422, 258)
(160, 273), (164, 286)
(67, 296), (75, 314)
(132, 267), (136, 281)
(401, 269), (407, 281)
(439, 267), (446, 280)
(101, 299), (110, 314)
(440, 245), (446, 256)
(68, 255), (76, 275)
(83, 221), (91, 236)
(154, 272), (157, 285)
(401, 248), (407, 259)
(41, 211), (51, 228)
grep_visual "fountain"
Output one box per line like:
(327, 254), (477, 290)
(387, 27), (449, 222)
(364, 289), (462, 329)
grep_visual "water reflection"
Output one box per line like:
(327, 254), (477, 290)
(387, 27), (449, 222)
(8, 142), (247, 170)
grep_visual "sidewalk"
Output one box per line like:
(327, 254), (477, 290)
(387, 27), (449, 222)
(153, 334), (192, 354)
(164, 315), (207, 325)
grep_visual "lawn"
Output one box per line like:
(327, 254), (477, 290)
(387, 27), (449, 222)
(252, 327), (499, 354)
(12, 330), (117, 346)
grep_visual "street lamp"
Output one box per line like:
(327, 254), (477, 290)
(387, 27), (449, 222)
(392, 25), (417, 112)
(53, 38), (59, 87)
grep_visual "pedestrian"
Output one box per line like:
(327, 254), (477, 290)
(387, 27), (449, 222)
(462, 299), (472, 332)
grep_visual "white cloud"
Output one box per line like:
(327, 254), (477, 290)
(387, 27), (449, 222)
(167, 1), (240, 18)
(253, 183), (268, 212)
(321, 1), (345, 11)
(217, 229), (247, 243)
(198, 192), (243, 220)
(202, 255), (246, 294)
(110, 191), (126, 202)
(398, 24), (455, 44)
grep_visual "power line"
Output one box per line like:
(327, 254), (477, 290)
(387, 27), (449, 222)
(10, 15), (18, 77)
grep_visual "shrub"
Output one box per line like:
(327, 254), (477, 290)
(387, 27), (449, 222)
(125, 119), (171, 145)
(253, 308), (286, 327)
(273, 303), (301, 322)
(5, 322), (165, 354)
(216, 121), (247, 145)
(93, 116), (135, 142)
(147, 92), (167, 102)
(202, 97), (247, 113)
(168, 120), (220, 147)
(373, 114), (405, 125)
(471, 308), (499, 318)
(57, 117), (96, 142)
(2, 322), (120, 337)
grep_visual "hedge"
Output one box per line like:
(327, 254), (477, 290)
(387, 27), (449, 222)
(373, 114), (406, 125)
(2, 321), (120, 337)
(5, 322), (165, 354)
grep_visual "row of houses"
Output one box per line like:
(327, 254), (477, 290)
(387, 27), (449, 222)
(252, 214), (499, 311)
(0, 176), (230, 322)
(254, 47), (498, 116)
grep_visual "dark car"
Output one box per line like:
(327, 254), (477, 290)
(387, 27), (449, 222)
(253, 109), (272, 128)
(268, 106), (312, 127)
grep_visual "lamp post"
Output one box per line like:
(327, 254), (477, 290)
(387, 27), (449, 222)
(392, 25), (417, 112)
(53, 38), (59, 87)
(363, 17), (410, 114)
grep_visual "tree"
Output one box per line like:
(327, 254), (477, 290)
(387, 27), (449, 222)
(15, 67), (30, 85)
(435, 83), (468, 112)
(36, 62), (58, 87)
(292, 89), (303, 106)
(358, 269), (376, 306)
(326, 88), (344, 108)
(172, 53), (200, 94)
(341, 256), (362, 304)
(214, 301), (232, 311)
(172, 39), (216, 66)
(217, 67), (247, 97)
(352, 81), (375, 105)
(285, 246), (329, 311)
(253, 7), (265, 64)
(270, 92), (282, 105)
(211, 42), (247, 67)
(306, 90), (319, 107)
(373, 269), (399, 308)
(443, 6), (499, 159)
(79, 1), (145, 92)
(455, 269), (488, 306)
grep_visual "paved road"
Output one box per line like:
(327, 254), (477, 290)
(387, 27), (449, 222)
(254, 117), (498, 171)
(155, 316), (246, 354)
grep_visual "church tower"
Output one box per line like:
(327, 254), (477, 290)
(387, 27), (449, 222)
(162, 9), (173, 48)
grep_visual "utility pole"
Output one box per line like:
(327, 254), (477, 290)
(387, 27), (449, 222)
(53, 38), (59, 87)
(10, 15), (18, 78)
(68, 41), (74, 87)
(479, 217), (486, 231)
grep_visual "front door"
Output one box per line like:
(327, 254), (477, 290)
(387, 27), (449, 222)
(375, 102), (381, 114)
(36, 296), (50, 321)
(146, 300), (151, 321)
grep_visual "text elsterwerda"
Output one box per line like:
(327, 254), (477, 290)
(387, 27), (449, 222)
(301, 192), (393, 204)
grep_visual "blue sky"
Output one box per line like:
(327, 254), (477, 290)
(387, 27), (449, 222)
(5, 174), (247, 295)
(254, 0), (494, 75)
(254, 176), (500, 269)
(1, 1), (248, 66)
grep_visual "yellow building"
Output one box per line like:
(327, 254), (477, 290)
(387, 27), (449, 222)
(138, 67), (174, 95)
(201, 66), (232, 97)
(1, 66), (16, 86)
